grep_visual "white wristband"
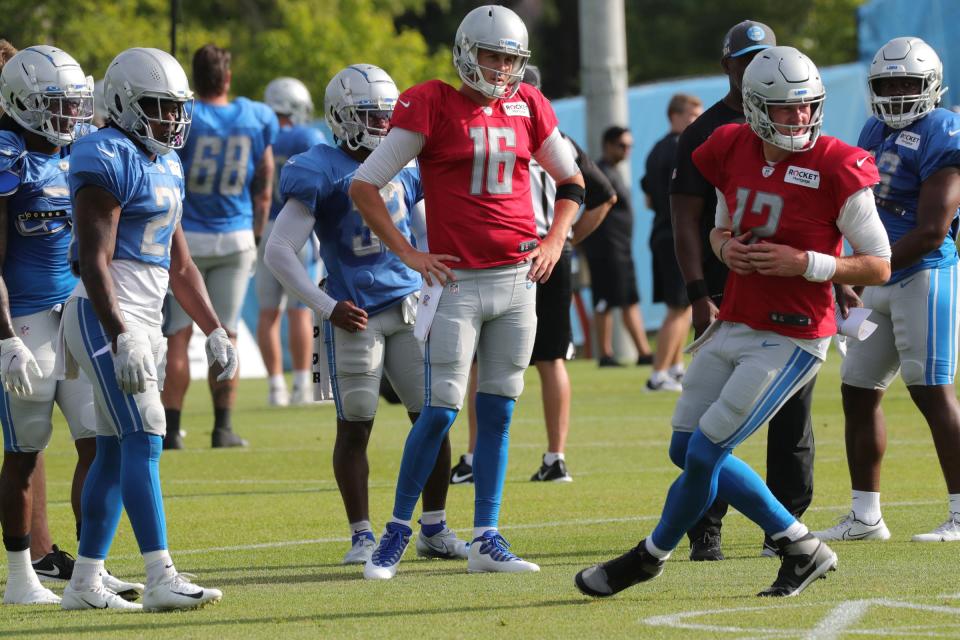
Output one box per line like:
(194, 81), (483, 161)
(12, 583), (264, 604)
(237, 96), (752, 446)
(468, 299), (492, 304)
(803, 251), (837, 282)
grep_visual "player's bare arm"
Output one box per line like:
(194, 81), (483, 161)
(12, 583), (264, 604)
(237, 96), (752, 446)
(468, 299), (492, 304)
(0, 196), (15, 340)
(349, 178), (460, 286)
(73, 185), (127, 346)
(251, 145), (275, 244)
(745, 242), (889, 285)
(889, 166), (960, 272)
(710, 227), (754, 275)
(672, 193), (717, 334)
(168, 225), (223, 336)
(571, 194), (616, 245)
(529, 172), (584, 283)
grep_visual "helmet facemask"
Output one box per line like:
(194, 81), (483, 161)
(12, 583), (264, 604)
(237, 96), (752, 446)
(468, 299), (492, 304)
(332, 101), (394, 151)
(5, 80), (94, 146)
(455, 41), (529, 100)
(745, 90), (824, 153)
(869, 71), (942, 129)
(124, 93), (193, 155)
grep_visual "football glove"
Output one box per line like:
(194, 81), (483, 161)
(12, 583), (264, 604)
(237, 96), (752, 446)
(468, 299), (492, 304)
(113, 331), (157, 395)
(0, 337), (43, 397)
(205, 328), (238, 382)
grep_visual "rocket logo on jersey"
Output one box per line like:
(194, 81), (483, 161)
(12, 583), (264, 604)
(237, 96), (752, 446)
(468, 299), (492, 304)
(502, 102), (531, 117)
(895, 130), (921, 150)
(784, 166), (821, 189)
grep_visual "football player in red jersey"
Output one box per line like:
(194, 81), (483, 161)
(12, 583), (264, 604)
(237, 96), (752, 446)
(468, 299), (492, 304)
(576, 47), (891, 599)
(349, 5), (584, 579)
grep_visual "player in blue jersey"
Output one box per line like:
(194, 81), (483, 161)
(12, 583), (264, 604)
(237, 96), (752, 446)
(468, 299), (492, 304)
(0, 45), (143, 606)
(59, 47), (235, 611)
(816, 37), (960, 544)
(162, 44), (278, 449)
(257, 77), (328, 407)
(264, 64), (467, 566)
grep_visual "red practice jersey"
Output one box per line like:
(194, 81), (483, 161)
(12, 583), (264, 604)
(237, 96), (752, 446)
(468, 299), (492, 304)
(693, 123), (880, 339)
(390, 80), (558, 269)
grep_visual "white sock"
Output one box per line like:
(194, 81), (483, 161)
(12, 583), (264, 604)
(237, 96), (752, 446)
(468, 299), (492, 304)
(269, 374), (286, 391)
(644, 537), (672, 560)
(852, 490), (882, 523)
(293, 369), (310, 389)
(420, 510), (445, 526)
(70, 555), (104, 591)
(473, 526), (496, 540)
(668, 363), (685, 377)
(949, 493), (960, 516)
(6, 549), (43, 588)
(143, 549), (174, 587)
(349, 520), (373, 537)
(543, 452), (564, 466)
(463, 453), (474, 466)
(771, 521), (809, 542)
(388, 517), (412, 530)
(650, 370), (668, 383)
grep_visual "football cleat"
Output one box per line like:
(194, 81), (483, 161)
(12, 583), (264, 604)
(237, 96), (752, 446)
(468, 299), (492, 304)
(911, 513), (960, 542)
(142, 572), (222, 612)
(61, 583), (142, 611)
(761, 535), (780, 558)
(363, 522), (412, 580)
(342, 532), (376, 565)
(467, 531), (539, 574)
(3, 581), (61, 605)
(268, 386), (290, 407)
(101, 570), (144, 601)
(290, 385), (313, 405)
(646, 376), (683, 392)
(812, 511), (891, 541)
(757, 534), (837, 597)
(211, 428), (248, 448)
(575, 539), (665, 597)
(449, 455), (474, 485)
(32, 545), (74, 582)
(416, 524), (469, 560)
(530, 457), (573, 482)
(689, 532), (724, 561)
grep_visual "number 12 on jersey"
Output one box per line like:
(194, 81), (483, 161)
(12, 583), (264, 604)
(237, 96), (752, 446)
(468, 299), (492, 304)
(469, 126), (516, 195)
(732, 187), (784, 238)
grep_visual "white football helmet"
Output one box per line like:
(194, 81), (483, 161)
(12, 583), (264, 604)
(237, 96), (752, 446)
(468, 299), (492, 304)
(742, 46), (825, 152)
(324, 64), (397, 151)
(0, 46), (93, 146)
(265, 77), (314, 126)
(103, 47), (193, 155)
(453, 5), (530, 100)
(869, 37), (944, 129)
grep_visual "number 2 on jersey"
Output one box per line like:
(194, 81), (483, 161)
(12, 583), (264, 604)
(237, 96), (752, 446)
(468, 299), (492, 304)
(141, 187), (182, 257)
(469, 126), (516, 195)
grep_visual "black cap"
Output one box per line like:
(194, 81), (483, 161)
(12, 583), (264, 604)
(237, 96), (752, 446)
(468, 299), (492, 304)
(522, 64), (541, 90)
(722, 20), (776, 59)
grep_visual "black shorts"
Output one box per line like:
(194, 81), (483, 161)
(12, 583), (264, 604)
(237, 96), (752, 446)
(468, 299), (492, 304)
(651, 236), (689, 308)
(584, 249), (639, 311)
(531, 247), (573, 362)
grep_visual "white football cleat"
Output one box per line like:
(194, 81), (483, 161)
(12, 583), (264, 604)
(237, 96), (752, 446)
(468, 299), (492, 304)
(416, 525), (469, 560)
(812, 512), (890, 541)
(342, 533), (376, 565)
(101, 571), (144, 601)
(268, 387), (290, 407)
(290, 385), (314, 405)
(363, 522), (411, 580)
(912, 513), (960, 542)
(143, 573), (222, 612)
(3, 581), (61, 605)
(61, 584), (141, 610)
(467, 531), (539, 574)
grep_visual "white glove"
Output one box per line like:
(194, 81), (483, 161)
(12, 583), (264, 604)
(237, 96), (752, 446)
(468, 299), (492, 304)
(113, 331), (157, 395)
(156, 338), (168, 392)
(0, 337), (43, 397)
(205, 328), (238, 382)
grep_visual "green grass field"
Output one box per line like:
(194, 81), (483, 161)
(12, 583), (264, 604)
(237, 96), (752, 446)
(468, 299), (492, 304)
(2, 354), (959, 638)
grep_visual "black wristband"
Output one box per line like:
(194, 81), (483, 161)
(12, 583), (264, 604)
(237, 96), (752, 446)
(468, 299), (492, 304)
(686, 279), (710, 302)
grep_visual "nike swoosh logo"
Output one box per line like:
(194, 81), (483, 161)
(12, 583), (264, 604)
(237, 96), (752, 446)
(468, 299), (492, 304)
(761, 340), (780, 348)
(793, 557), (817, 576)
(899, 277), (916, 288)
(398, 99), (410, 108)
(164, 564), (174, 569)
(856, 157), (868, 167)
(949, 129), (960, 137)
(33, 564), (60, 578)
(97, 146), (116, 158)
(841, 528), (875, 540)
(80, 596), (108, 609)
(170, 589), (205, 599)
(451, 472), (472, 483)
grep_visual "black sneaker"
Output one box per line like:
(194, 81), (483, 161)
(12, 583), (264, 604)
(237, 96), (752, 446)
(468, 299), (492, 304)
(163, 430), (184, 450)
(598, 356), (623, 368)
(212, 428), (248, 448)
(689, 531), (724, 561)
(761, 534), (780, 558)
(530, 457), (573, 482)
(757, 534), (837, 597)
(449, 455), (473, 485)
(574, 539), (665, 597)
(32, 545), (74, 582)
(636, 353), (654, 366)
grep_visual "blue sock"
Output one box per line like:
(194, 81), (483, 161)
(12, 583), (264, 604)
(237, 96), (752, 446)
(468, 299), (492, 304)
(665, 430), (795, 536)
(651, 430), (729, 551)
(77, 436), (123, 560)
(392, 406), (458, 521)
(120, 432), (167, 553)
(420, 521), (445, 537)
(473, 392), (514, 530)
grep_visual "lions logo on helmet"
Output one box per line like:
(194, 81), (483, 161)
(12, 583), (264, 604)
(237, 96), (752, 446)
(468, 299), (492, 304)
(0, 46), (94, 146)
(452, 5), (531, 100)
(868, 37), (945, 130)
(324, 65), (397, 151)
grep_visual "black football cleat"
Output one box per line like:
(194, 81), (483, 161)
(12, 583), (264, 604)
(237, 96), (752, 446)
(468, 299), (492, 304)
(757, 534), (837, 597)
(575, 539), (665, 597)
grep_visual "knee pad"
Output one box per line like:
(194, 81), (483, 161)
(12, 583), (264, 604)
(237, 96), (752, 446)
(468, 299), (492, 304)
(339, 388), (379, 422)
(476, 369), (525, 401)
(668, 431), (692, 469)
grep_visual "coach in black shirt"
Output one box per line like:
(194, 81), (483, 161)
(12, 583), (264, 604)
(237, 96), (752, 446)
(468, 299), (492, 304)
(669, 20), (816, 561)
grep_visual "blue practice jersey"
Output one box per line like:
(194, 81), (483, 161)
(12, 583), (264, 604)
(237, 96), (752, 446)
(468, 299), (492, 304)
(280, 144), (422, 315)
(178, 98), (279, 233)
(0, 130), (78, 317)
(271, 124), (327, 220)
(68, 127), (185, 269)
(859, 108), (960, 283)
